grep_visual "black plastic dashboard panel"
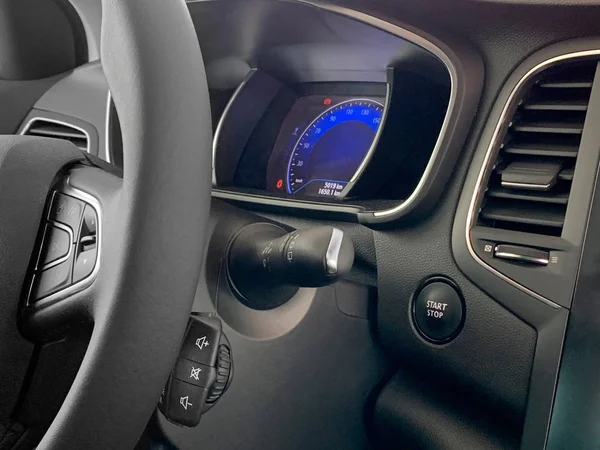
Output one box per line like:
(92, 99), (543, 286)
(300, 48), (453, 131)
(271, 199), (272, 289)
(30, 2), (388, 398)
(546, 153), (600, 449)
(373, 369), (521, 450)
(212, 70), (283, 187)
(149, 201), (389, 450)
(198, 0), (483, 223)
(453, 39), (600, 449)
(0, 0), (87, 81)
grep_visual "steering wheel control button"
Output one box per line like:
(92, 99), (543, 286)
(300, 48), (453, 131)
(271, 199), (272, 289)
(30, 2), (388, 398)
(49, 193), (85, 232)
(81, 205), (97, 237)
(412, 278), (465, 344)
(73, 247), (98, 283)
(162, 379), (208, 427)
(180, 316), (222, 366)
(26, 191), (100, 303)
(38, 224), (71, 268)
(174, 358), (215, 388)
(159, 316), (233, 427)
(32, 255), (74, 300)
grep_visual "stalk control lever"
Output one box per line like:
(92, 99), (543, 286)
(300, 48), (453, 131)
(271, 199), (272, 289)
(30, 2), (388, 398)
(227, 224), (354, 310)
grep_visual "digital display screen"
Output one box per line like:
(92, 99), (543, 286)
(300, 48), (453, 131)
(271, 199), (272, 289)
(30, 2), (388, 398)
(266, 94), (385, 199)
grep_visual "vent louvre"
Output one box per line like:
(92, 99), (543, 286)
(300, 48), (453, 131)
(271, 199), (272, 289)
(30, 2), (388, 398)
(478, 61), (596, 237)
(22, 119), (89, 152)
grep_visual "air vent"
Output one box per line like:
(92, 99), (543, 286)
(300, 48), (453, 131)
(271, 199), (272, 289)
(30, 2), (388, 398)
(478, 61), (596, 237)
(22, 119), (89, 152)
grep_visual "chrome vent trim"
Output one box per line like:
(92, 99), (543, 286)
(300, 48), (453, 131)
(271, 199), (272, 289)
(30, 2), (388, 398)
(478, 62), (594, 236)
(466, 50), (600, 309)
(21, 117), (90, 152)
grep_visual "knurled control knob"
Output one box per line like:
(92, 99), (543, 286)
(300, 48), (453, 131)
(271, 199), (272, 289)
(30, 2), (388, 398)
(205, 344), (233, 405)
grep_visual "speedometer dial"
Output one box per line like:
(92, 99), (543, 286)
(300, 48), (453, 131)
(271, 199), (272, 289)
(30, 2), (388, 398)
(286, 98), (383, 198)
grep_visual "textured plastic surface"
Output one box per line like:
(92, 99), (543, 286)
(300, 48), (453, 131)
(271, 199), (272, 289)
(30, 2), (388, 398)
(0, 0), (83, 80)
(29, 61), (108, 158)
(374, 370), (520, 450)
(375, 200), (537, 419)
(0, 75), (65, 136)
(119, 201), (385, 448)
(155, 208), (388, 448)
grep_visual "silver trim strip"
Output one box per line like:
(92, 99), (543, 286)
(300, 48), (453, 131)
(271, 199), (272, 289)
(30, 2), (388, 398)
(325, 228), (344, 274)
(28, 182), (102, 306)
(494, 251), (549, 266)
(105, 90), (113, 164)
(348, 85), (390, 184)
(316, 4), (457, 219)
(207, 0), (457, 219)
(212, 69), (256, 186)
(466, 49), (600, 309)
(501, 181), (553, 190)
(213, 188), (362, 214)
(20, 117), (91, 153)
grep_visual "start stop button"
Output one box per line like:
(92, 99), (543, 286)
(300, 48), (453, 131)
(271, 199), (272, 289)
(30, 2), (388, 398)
(412, 277), (465, 343)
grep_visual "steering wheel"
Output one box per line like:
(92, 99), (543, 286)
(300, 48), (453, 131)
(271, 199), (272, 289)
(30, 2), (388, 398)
(0, 0), (212, 448)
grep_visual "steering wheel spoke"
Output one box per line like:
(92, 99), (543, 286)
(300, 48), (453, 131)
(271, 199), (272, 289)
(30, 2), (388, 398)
(0, 0), (214, 447)
(20, 165), (121, 340)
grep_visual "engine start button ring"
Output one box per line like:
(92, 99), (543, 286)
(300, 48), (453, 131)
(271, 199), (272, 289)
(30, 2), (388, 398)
(411, 276), (465, 344)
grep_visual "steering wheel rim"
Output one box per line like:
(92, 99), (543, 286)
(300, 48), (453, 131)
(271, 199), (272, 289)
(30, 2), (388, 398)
(31, 0), (213, 447)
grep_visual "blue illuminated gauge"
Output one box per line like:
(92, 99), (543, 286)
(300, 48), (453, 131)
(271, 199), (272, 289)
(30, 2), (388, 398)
(286, 98), (384, 198)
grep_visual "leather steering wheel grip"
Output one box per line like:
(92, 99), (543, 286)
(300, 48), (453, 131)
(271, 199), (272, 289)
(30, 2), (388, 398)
(37, 0), (212, 448)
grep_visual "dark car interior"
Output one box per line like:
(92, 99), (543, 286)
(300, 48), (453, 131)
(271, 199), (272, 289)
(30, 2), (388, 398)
(1, 0), (600, 448)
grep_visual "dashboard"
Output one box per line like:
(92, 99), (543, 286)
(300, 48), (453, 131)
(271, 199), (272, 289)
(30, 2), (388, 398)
(192, 0), (477, 223)
(218, 79), (387, 200)
(8, 0), (600, 449)
(214, 70), (451, 212)
(257, 92), (384, 199)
